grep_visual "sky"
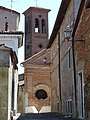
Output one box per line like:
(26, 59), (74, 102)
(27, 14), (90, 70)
(1, 0), (61, 73)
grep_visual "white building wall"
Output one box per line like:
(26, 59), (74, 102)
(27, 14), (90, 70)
(39, 106), (51, 113)
(14, 69), (18, 115)
(8, 57), (13, 120)
(0, 8), (19, 31)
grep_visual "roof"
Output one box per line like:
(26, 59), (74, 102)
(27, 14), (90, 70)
(0, 6), (20, 15)
(0, 44), (12, 51)
(23, 6), (51, 15)
(72, 0), (85, 38)
(47, 0), (70, 48)
(0, 31), (24, 48)
(21, 48), (50, 66)
(47, 0), (86, 48)
(0, 31), (23, 35)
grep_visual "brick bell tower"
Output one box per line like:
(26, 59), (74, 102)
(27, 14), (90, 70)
(23, 7), (50, 60)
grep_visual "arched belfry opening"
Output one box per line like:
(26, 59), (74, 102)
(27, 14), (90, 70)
(35, 18), (39, 33)
(42, 19), (46, 34)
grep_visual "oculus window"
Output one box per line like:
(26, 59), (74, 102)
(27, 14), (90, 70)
(35, 89), (47, 99)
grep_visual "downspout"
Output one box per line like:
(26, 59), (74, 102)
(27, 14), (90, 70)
(58, 32), (62, 113)
(72, 36), (77, 117)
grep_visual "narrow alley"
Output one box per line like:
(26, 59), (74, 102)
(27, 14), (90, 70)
(17, 112), (80, 120)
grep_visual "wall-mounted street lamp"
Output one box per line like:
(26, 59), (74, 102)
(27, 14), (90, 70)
(64, 26), (85, 42)
(64, 26), (72, 41)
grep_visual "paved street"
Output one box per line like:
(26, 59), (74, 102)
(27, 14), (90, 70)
(17, 112), (81, 120)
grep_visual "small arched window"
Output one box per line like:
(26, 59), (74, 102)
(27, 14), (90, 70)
(42, 19), (46, 34)
(35, 18), (39, 33)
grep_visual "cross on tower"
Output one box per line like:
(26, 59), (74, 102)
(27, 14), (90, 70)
(11, 0), (13, 10)
(35, 0), (38, 6)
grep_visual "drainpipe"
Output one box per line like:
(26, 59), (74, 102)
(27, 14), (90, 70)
(72, 36), (77, 117)
(58, 32), (62, 113)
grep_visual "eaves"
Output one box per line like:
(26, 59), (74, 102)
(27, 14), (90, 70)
(47, 0), (71, 48)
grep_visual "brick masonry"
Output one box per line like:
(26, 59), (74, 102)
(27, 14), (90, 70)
(75, 7), (90, 119)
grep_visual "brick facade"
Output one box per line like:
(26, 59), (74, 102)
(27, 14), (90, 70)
(23, 7), (50, 59)
(75, 6), (90, 120)
(23, 49), (51, 113)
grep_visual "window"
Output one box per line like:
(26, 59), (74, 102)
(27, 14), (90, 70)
(67, 99), (72, 114)
(78, 72), (84, 118)
(42, 19), (46, 33)
(67, 48), (71, 69)
(35, 18), (39, 33)
(35, 89), (47, 99)
(5, 17), (8, 31)
(60, 27), (65, 43)
(5, 21), (8, 31)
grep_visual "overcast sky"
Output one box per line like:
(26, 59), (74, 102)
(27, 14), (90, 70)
(1, 0), (61, 73)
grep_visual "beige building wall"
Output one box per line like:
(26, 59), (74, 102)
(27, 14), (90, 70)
(0, 44), (20, 120)
(50, 35), (60, 112)
(59, 1), (74, 115)
(0, 67), (8, 120)
(49, 0), (87, 117)
(50, 0), (75, 115)
(49, 0), (90, 119)
(0, 48), (13, 120)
